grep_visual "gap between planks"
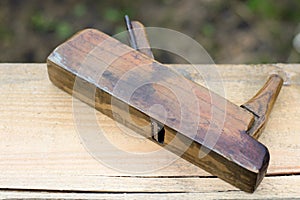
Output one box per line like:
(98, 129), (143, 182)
(0, 176), (300, 199)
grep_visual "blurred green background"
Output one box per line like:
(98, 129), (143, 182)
(1, 0), (300, 63)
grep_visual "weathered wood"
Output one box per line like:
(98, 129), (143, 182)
(129, 19), (283, 140)
(0, 64), (299, 198)
(47, 29), (270, 192)
(0, 176), (300, 199)
(130, 21), (154, 58)
(127, 18), (165, 143)
(241, 75), (283, 138)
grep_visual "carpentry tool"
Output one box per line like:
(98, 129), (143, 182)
(46, 17), (283, 193)
(123, 16), (283, 139)
(125, 15), (165, 143)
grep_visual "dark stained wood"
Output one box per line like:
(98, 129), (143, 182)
(129, 19), (283, 140)
(47, 29), (270, 193)
(127, 18), (165, 142)
(241, 75), (283, 139)
(131, 21), (154, 59)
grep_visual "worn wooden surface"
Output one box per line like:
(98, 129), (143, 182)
(128, 19), (284, 141)
(47, 29), (270, 192)
(241, 74), (283, 138)
(0, 63), (299, 199)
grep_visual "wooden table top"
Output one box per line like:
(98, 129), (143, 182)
(0, 63), (299, 199)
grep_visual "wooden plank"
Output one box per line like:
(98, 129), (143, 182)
(0, 63), (299, 194)
(0, 176), (299, 199)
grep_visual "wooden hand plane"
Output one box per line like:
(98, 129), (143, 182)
(46, 18), (283, 193)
